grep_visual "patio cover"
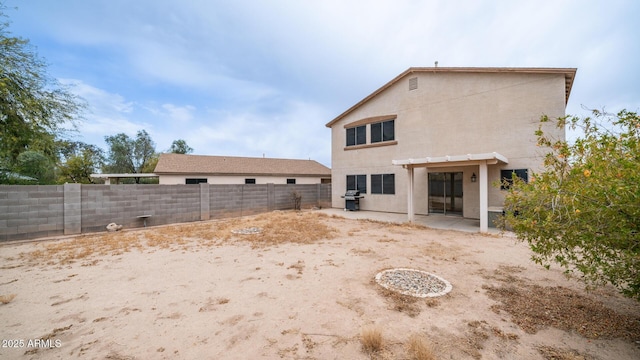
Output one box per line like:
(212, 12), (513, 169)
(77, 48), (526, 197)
(392, 152), (508, 232)
(90, 173), (159, 184)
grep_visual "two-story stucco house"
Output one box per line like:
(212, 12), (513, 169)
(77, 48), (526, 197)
(326, 67), (576, 232)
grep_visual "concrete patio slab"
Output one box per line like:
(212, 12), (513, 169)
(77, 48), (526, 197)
(319, 208), (509, 235)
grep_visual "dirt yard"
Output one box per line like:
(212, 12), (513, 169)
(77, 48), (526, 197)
(1, 210), (639, 359)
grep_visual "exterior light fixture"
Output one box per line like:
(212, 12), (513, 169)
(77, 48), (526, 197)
(471, 173), (477, 183)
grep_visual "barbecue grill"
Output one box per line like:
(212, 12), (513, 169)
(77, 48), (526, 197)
(341, 190), (364, 211)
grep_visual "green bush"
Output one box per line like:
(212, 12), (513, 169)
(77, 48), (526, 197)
(501, 110), (639, 300)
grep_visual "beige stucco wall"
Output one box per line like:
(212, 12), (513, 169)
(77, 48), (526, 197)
(159, 175), (325, 185)
(330, 71), (567, 218)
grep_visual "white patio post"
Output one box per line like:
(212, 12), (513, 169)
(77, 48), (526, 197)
(425, 167), (429, 215)
(479, 161), (488, 232)
(407, 166), (414, 222)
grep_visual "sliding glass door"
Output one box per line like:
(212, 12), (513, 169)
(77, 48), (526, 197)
(428, 172), (463, 215)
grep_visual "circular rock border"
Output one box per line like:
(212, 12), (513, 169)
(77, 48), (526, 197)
(375, 268), (453, 298)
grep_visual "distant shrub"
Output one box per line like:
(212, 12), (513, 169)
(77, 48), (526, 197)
(360, 325), (383, 354)
(290, 190), (302, 210)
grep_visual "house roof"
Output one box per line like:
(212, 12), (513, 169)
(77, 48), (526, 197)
(154, 153), (331, 177)
(326, 67), (577, 128)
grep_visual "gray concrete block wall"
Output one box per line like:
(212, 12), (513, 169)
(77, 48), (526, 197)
(81, 184), (201, 232)
(0, 183), (332, 241)
(0, 185), (64, 241)
(274, 185), (294, 210)
(240, 185), (269, 215)
(210, 184), (243, 219)
(64, 183), (81, 235)
(150, 185), (201, 225)
(200, 183), (210, 220)
(209, 184), (270, 218)
(274, 184), (319, 209)
(317, 183), (331, 208)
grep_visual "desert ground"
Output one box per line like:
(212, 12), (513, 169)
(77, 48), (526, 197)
(0, 210), (639, 359)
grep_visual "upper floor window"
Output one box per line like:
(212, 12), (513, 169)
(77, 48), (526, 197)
(500, 169), (528, 190)
(286, 178), (296, 184)
(371, 120), (395, 143)
(346, 125), (366, 146)
(343, 115), (397, 150)
(186, 178), (207, 184)
(346, 174), (367, 194)
(371, 174), (395, 194)
(245, 178), (256, 184)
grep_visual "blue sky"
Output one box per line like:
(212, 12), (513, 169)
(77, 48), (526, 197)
(4, 0), (639, 167)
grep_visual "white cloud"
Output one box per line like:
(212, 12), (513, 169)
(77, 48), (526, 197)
(63, 79), (133, 114)
(59, 79), (148, 148)
(190, 100), (332, 165)
(161, 104), (195, 123)
(8, 0), (639, 168)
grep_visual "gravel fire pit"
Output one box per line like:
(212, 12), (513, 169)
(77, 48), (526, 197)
(375, 268), (452, 298)
(231, 227), (263, 235)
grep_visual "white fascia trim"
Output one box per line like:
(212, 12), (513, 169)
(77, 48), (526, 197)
(392, 152), (508, 166)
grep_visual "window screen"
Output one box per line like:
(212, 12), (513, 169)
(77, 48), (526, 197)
(371, 174), (382, 193)
(346, 174), (367, 193)
(383, 174), (395, 194)
(382, 121), (394, 141)
(500, 169), (528, 190)
(346, 125), (366, 146)
(371, 174), (395, 194)
(371, 123), (382, 143)
(371, 120), (394, 143)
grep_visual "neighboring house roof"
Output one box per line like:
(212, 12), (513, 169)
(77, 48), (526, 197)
(325, 67), (577, 128)
(154, 153), (331, 177)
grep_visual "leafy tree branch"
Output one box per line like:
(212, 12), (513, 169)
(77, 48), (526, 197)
(501, 109), (640, 300)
